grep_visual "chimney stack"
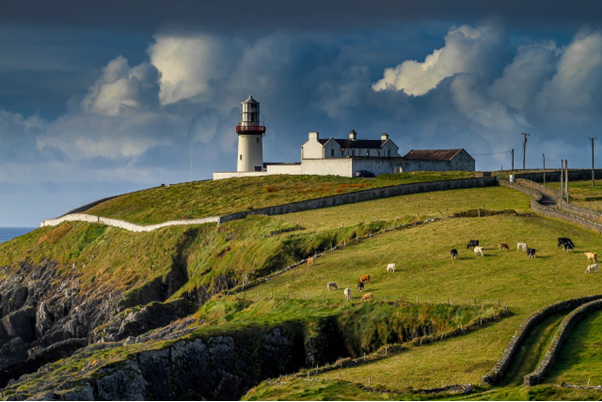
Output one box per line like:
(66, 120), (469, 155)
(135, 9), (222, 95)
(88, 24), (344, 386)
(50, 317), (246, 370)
(349, 129), (357, 141)
(381, 133), (389, 141)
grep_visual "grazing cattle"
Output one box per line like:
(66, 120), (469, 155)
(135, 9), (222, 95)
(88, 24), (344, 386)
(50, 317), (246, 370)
(361, 293), (373, 301)
(466, 240), (479, 249)
(517, 242), (528, 252)
(498, 242), (509, 251)
(326, 282), (337, 291)
(307, 256), (316, 266)
(585, 252), (598, 263)
(563, 243), (574, 253)
(586, 264), (598, 273)
(360, 274), (371, 283)
(450, 249), (458, 261)
(473, 246), (485, 257)
(526, 248), (537, 258)
(344, 288), (352, 301)
(558, 237), (575, 248)
(386, 263), (396, 272)
(357, 281), (364, 292)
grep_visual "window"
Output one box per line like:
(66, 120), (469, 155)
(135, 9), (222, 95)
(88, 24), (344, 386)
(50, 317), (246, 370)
(257, 137), (259, 143)
(331, 149), (334, 157)
(367, 150), (370, 156)
(239, 155), (242, 160)
(352, 149), (356, 156)
(377, 150), (381, 157)
(387, 147), (391, 157)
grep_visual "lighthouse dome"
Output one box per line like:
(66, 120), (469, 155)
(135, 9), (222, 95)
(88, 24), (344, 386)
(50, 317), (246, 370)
(242, 95), (258, 104)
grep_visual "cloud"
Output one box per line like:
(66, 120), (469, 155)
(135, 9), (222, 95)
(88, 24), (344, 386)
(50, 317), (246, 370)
(80, 56), (160, 116)
(149, 34), (231, 105)
(372, 23), (510, 96)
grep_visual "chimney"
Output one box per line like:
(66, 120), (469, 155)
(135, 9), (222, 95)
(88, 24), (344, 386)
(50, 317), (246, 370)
(349, 129), (357, 141)
(309, 131), (319, 140)
(381, 133), (389, 141)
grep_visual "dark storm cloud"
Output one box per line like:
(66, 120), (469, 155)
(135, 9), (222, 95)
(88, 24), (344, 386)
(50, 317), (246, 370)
(3, 0), (602, 35)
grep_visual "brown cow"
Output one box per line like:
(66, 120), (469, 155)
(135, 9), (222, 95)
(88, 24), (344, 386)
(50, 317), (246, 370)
(498, 242), (509, 251)
(307, 256), (316, 266)
(357, 281), (364, 292)
(360, 274), (371, 283)
(361, 293), (373, 301)
(585, 252), (597, 263)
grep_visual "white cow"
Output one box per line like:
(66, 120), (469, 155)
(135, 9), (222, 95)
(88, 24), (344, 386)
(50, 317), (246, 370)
(474, 246), (485, 257)
(517, 242), (528, 252)
(327, 282), (338, 291)
(344, 287), (352, 301)
(586, 264), (598, 273)
(386, 263), (396, 272)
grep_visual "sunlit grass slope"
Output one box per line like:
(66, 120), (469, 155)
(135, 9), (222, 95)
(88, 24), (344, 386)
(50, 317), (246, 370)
(546, 310), (602, 386)
(83, 172), (473, 225)
(546, 180), (602, 213)
(249, 214), (602, 390)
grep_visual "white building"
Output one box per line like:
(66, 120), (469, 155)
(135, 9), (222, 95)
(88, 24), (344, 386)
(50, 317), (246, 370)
(213, 97), (475, 180)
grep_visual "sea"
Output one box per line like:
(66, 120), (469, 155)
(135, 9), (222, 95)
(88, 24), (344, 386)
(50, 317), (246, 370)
(0, 227), (36, 244)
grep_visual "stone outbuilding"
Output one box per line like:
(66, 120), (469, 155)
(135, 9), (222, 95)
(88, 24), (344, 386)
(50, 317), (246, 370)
(399, 149), (475, 172)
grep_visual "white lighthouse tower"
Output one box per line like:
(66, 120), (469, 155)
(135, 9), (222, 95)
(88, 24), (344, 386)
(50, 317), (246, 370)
(236, 95), (266, 172)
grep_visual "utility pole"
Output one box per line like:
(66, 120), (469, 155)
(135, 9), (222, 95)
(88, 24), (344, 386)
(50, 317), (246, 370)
(190, 133), (193, 182)
(560, 159), (564, 201)
(543, 154), (546, 185)
(511, 149), (514, 172)
(522, 133), (530, 170)
(590, 137), (597, 186)
(565, 159), (569, 203)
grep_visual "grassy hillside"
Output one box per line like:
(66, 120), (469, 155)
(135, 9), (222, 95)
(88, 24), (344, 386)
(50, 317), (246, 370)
(82, 172), (473, 225)
(546, 180), (602, 213)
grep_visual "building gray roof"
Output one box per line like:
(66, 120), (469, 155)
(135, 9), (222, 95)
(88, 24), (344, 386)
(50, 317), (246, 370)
(403, 149), (468, 161)
(318, 138), (388, 149)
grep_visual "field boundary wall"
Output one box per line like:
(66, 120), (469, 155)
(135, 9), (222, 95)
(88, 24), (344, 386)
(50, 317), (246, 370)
(481, 294), (602, 385)
(40, 177), (497, 231)
(524, 298), (602, 386)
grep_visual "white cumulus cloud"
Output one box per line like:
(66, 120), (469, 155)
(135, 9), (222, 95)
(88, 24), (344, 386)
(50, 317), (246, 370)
(372, 23), (508, 96)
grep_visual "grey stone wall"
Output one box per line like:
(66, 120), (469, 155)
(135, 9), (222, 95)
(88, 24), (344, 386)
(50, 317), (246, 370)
(524, 298), (602, 386)
(219, 177), (498, 223)
(513, 169), (602, 183)
(481, 295), (602, 386)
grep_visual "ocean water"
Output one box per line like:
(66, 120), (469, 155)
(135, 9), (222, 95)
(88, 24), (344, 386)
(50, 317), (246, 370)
(0, 227), (36, 244)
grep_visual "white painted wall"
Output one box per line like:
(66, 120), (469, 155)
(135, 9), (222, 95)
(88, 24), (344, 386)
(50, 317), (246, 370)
(237, 134), (264, 172)
(213, 171), (270, 180)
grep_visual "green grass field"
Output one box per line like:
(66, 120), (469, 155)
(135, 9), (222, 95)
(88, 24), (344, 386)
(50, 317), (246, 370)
(546, 180), (602, 213)
(546, 310), (602, 386)
(83, 172), (474, 225)
(247, 211), (602, 393)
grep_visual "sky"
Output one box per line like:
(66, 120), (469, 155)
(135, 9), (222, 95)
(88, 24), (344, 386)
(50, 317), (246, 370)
(2, 0), (602, 226)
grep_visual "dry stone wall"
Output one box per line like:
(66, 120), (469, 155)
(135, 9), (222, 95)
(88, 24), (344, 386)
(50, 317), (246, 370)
(40, 177), (497, 231)
(524, 298), (602, 386)
(481, 295), (602, 385)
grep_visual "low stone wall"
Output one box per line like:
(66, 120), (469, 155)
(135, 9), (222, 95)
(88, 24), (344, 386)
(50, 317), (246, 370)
(513, 169), (602, 183)
(498, 180), (542, 201)
(40, 214), (220, 232)
(524, 298), (602, 386)
(530, 200), (602, 234)
(219, 177), (498, 223)
(481, 295), (602, 385)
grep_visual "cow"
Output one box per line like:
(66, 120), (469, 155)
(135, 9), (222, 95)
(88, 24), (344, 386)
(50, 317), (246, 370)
(357, 281), (364, 292)
(450, 249), (458, 261)
(473, 246), (485, 257)
(498, 242), (509, 251)
(386, 263), (396, 272)
(360, 274), (371, 283)
(558, 237), (575, 249)
(586, 264), (598, 273)
(361, 293), (373, 301)
(585, 252), (598, 263)
(517, 242), (528, 252)
(526, 248), (537, 258)
(307, 256), (316, 266)
(326, 282), (337, 291)
(344, 288), (352, 301)
(466, 240), (479, 249)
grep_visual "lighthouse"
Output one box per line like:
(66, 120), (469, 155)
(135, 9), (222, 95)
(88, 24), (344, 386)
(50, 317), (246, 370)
(236, 95), (266, 172)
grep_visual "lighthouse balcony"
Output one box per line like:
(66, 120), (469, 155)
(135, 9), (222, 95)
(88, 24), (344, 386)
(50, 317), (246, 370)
(236, 125), (266, 134)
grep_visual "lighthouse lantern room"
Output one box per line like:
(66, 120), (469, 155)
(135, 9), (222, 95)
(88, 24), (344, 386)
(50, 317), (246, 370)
(236, 95), (266, 172)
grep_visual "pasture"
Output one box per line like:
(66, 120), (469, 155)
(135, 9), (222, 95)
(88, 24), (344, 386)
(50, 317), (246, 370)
(546, 180), (602, 213)
(250, 211), (602, 391)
